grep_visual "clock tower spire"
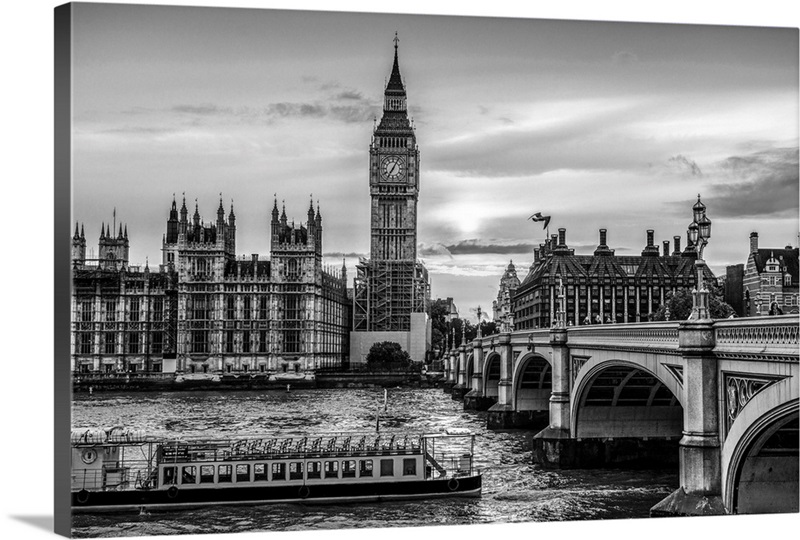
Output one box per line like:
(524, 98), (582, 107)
(369, 33), (419, 262)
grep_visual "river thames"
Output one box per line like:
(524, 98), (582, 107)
(71, 387), (678, 537)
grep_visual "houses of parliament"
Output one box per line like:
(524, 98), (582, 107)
(70, 37), (432, 378)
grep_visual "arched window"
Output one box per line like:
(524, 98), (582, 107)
(286, 259), (299, 280)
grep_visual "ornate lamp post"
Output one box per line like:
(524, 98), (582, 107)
(687, 195), (712, 320)
(554, 276), (567, 329)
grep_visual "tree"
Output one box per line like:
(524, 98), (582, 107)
(430, 299), (452, 355)
(365, 341), (411, 367)
(652, 282), (735, 321)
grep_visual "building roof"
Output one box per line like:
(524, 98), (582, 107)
(752, 247), (799, 283)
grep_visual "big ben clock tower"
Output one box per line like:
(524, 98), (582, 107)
(369, 33), (420, 262)
(351, 34), (431, 363)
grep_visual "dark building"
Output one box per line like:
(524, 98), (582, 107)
(512, 203), (716, 330)
(725, 264), (745, 316)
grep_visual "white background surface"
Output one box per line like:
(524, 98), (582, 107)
(1, 1), (798, 539)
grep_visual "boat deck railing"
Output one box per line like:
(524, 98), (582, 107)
(159, 434), (424, 463)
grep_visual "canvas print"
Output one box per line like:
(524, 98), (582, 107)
(56, 2), (799, 538)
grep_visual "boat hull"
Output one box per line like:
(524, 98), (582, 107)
(72, 475), (482, 513)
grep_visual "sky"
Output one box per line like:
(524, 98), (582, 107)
(70, 3), (799, 320)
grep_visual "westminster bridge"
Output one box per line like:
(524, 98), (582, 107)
(442, 314), (799, 517)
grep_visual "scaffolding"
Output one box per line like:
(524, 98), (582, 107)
(352, 258), (430, 332)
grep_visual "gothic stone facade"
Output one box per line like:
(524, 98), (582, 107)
(71, 197), (349, 378)
(492, 260), (521, 332)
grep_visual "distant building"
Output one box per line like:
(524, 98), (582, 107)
(492, 260), (520, 332)
(444, 297), (459, 324)
(70, 196), (350, 378)
(724, 264), (745, 316)
(512, 198), (715, 329)
(742, 232), (799, 316)
(350, 37), (431, 364)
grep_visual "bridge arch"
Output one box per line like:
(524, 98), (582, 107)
(722, 376), (798, 514)
(465, 351), (474, 384)
(512, 352), (552, 412)
(571, 360), (683, 439)
(482, 351), (502, 400)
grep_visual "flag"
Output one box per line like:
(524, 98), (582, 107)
(528, 212), (551, 229)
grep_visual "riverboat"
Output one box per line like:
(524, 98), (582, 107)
(71, 427), (482, 512)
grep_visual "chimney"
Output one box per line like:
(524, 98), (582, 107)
(558, 228), (566, 247)
(594, 228), (613, 256)
(673, 235), (681, 255)
(642, 229), (659, 256)
(550, 234), (558, 251)
(750, 232), (759, 253)
(663, 240), (670, 256)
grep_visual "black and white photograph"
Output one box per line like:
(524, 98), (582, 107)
(7, 1), (800, 539)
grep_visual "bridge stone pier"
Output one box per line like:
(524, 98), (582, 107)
(461, 315), (798, 516)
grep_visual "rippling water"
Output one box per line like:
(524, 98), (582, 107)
(71, 388), (677, 537)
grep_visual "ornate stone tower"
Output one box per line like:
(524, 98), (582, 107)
(369, 33), (420, 262)
(98, 217), (129, 270)
(351, 34), (431, 364)
(71, 222), (86, 265)
(269, 197), (324, 370)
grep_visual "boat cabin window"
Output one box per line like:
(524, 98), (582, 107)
(182, 466), (197, 484)
(271, 462), (286, 481)
(342, 460), (356, 478)
(163, 466), (178, 485)
(236, 464), (250, 482)
(324, 461), (339, 479)
(307, 461), (321, 479)
(200, 465), (214, 483)
(403, 458), (416, 476)
(289, 462), (303, 480)
(218, 465), (232, 483)
(254, 464), (268, 481)
(380, 459), (394, 477)
(359, 460), (373, 477)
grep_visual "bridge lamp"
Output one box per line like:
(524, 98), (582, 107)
(688, 195), (712, 321)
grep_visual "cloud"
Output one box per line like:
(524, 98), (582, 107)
(612, 50), (639, 66)
(126, 99), (381, 126)
(335, 90), (366, 101)
(418, 243), (453, 258)
(323, 251), (366, 259)
(444, 239), (536, 255)
(709, 147), (798, 218)
(668, 154), (703, 177)
(100, 126), (179, 135)
(425, 98), (662, 178)
(172, 104), (231, 116)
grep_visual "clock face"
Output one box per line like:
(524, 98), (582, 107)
(381, 156), (405, 181)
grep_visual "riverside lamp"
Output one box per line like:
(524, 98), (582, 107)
(554, 276), (567, 329)
(687, 195), (712, 320)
